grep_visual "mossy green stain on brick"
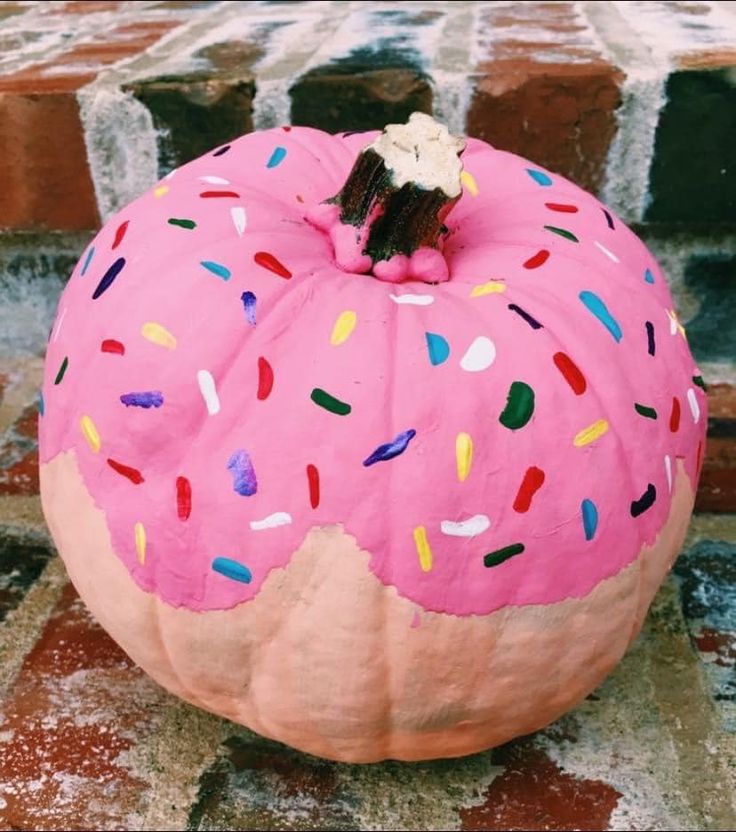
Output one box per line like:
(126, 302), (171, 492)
(683, 254), (736, 364)
(0, 527), (55, 622)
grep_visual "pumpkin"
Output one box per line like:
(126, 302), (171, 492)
(40, 113), (706, 763)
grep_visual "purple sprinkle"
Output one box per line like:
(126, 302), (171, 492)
(241, 291), (257, 325)
(602, 208), (615, 230)
(227, 449), (258, 496)
(363, 429), (416, 467)
(120, 391), (164, 408)
(92, 257), (126, 299)
(213, 144), (231, 157)
(508, 303), (543, 330)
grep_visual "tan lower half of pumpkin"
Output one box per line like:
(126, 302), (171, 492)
(40, 451), (694, 763)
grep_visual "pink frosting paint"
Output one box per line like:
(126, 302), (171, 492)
(40, 127), (706, 615)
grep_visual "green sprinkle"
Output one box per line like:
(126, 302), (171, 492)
(311, 388), (351, 416)
(634, 403), (658, 420)
(499, 381), (535, 430)
(484, 543), (525, 568)
(692, 375), (707, 391)
(168, 218), (197, 230)
(54, 356), (69, 385)
(544, 225), (579, 243)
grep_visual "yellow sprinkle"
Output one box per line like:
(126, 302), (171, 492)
(134, 522), (146, 564)
(79, 415), (101, 453)
(413, 526), (433, 573)
(330, 310), (357, 346)
(470, 281), (507, 298)
(456, 432), (473, 482)
(573, 419), (610, 448)
(154, 185), (169, 198)
(141, 321), (177, 350)
(460, 170), (478, 196)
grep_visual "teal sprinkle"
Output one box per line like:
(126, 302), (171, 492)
(644, 268), (655, 284)
(526, 169), (552, 186)
(200, 260), (231, 281)
(38, 392), (44, 416)
(80, 246), (95, 276)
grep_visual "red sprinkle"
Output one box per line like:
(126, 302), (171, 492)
(107, 458), (144, 484)
(513, 466), (546, 513)
(101, 339), (125, 355)
(282, 125), (292, 132)
(669, 397), (681, 432)
(254, 251), (292, 279)
(307, 464), (320, 509)
(257, 356), (274, 400)
(544, 203), (578, 213)
(697, 440), (703, 473)
(199, 190), (241, 198)
(552, 352), (586, 395)
(523, 249), (550, 269)
(112, 220), (129, 250)
(176, 476), (192, 520)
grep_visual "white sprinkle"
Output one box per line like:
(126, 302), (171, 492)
(250, 512), (292, 531)
(165, 169), (177, 181)
(594, 240), (619, 263)
(390, 294), (434, 306)
(200, 175), (230, 184)
(687, 388), (700, 423)
(668, 310), (678, 335)
(664, 455), (672, 493)
(231, 206), (247, 236)
(440, 514), (491, 538)
(197, 369), (220, 415)
(52, 306), (68, 342)
(460, 336), (496, 372)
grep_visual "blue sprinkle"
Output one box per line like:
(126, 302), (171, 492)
(120, 391), (164, 408)
(579, 291), (622, 342)
(363, 429), (417, 467)
(581, 499), (598, 541)
(241, 291), (257, 325)
(92, 257), (126, 299)
(80, 246), (95, 276)
(201, 260), (231, 281)
(425, 332), (450, 366)
(38, 392), (45, 416)
(227, 449), (257, 496)
(526, 168), (552, 187)
(644, 268), (655, 284)
(266, 146), (287, 168)
(212, 557), (252, 584)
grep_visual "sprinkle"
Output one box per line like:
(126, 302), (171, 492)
(241, 291), (257, 325)
(266, 146), (287, 168)
(200, 190), (240, 198)
(112, 220), (129, 250)
(311, 387), (351, 415)
(134, 522), (146, 564)
(552, 352), (586, 395)
(508, 303), (543, 329)
(523, 249), (550, 269)
(257, 357), (274, 400)
(440, 515), (490, 538)
(669, 397), (681, 432)
(513, 466), (545, 513)
(687, 388), (700, 423)
(460, 170), (478, 195)
(52, 307), (67, 342)
(527, 169), (552, 186)
(573, 419), (609, 447)
(168, 218), (197, 230)
(38, 393), (44, 416)
(579, 291), (622, 342)
(484, 543), (524, 568)
(644, 268), (655, 284)
(692, 374), (707, 391)
(456, 432), (473, 482)
(200, 260), (231, 281)
(581, 499), (598, 541)
(107, 458), (144, 484)
(92, 257), (125, 299)
(646, 321), (656, 356)
(212, 556), (252, 583)
(330, 310), (357, 346)
(54, 356), (69, 385)
(306, 464), (320, 508)
(668, 310), (678, 335)
(250, 512), (292, 531)
(212, 144), (231, 157)
(594, 240), (619, 262)
(231, 206), (247, 236)
(460, 336), (496, 372)
(101, 339), (125, 355)
(631, 483), (656, 518)
(602, 209), (615, 229)
(80, 415), (100, 452)
(426, 332), (450, 366)
(413, 526), (433, 572)
(227, 449), (257, 496)
(470, 281), (506, 297)
(80, 246), (95, 276)
(545, 202), (578, 213)
(154, 185), (169, 198)
(120, 391), (163, 409)
(200, 175), (230, 184)
(141, 322), (177, 350)
(390, 293), (434, 305)
(499, 382), (535, 430)
(665, 455), (673, 493)
(363, 429), (416, 467)
(254, 251), (291, 278)
(197, 369), (220, 415)
(165, 169), (176, 181)
(176, 476), (192, 520)
(634, 403), (657, 420)
(544, 225), (579, 243)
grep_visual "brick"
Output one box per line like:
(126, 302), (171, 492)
(684, 254), (736, 365)
(0, 525), (54, 622)
(0, 403), (39, 496)
(696, 383), (736, 512)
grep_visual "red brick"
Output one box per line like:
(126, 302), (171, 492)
(696, 384), (736, 512)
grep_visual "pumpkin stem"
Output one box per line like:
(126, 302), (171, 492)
(306, 112), (466, 284)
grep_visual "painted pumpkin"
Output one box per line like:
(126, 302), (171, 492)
(40, 113), (706, 763)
